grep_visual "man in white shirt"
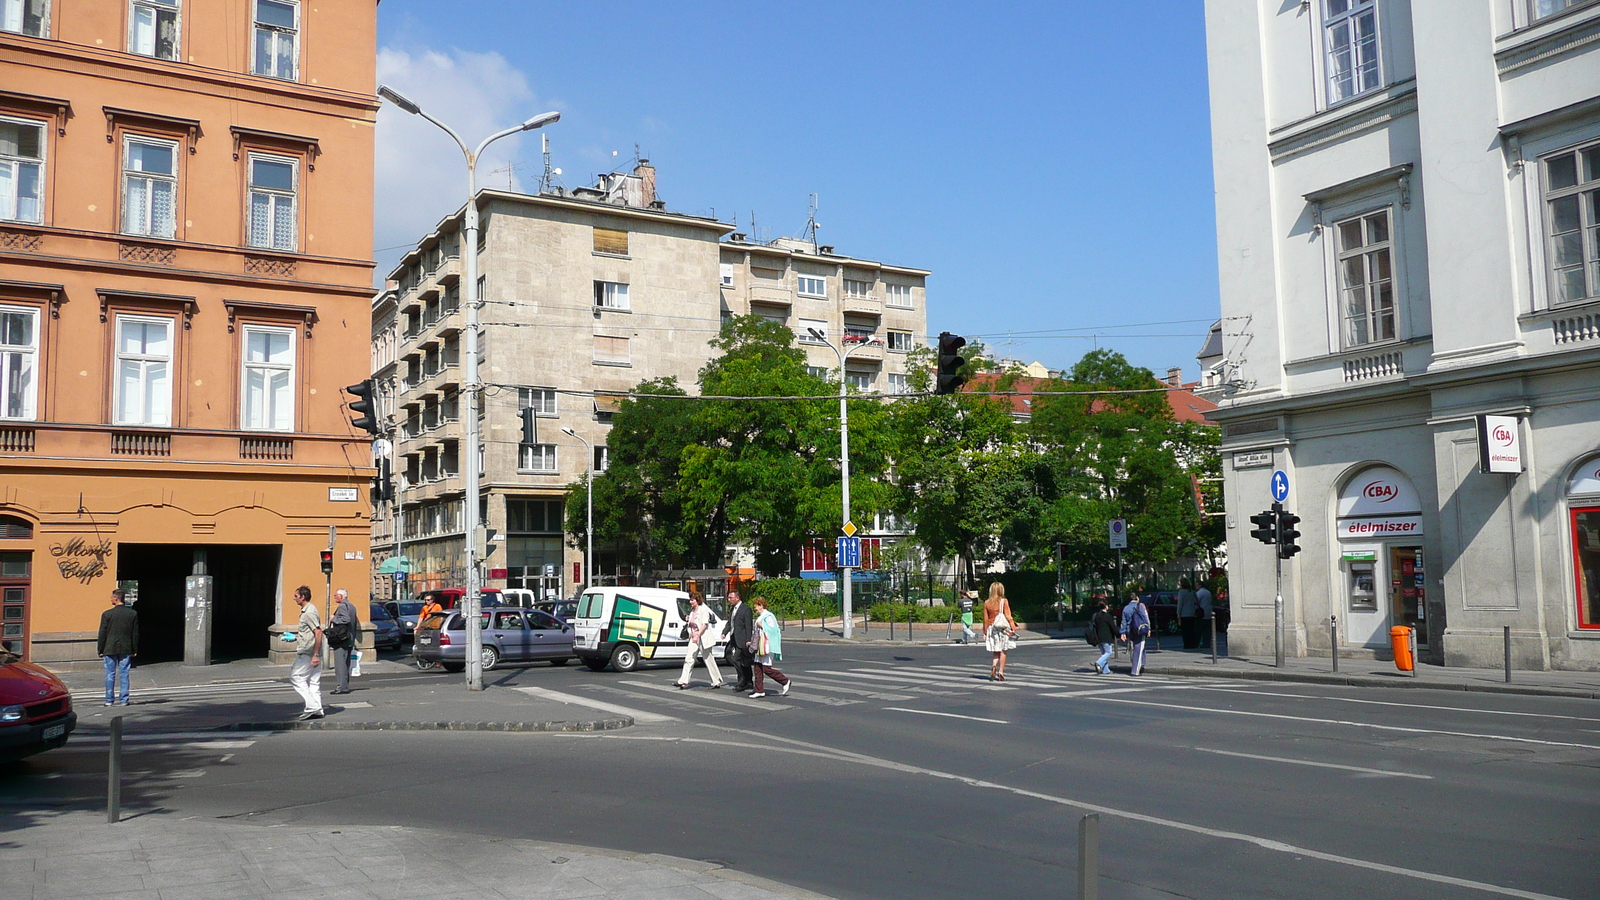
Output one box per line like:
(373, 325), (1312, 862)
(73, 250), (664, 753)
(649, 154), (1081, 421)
(289, 586), (325, 720)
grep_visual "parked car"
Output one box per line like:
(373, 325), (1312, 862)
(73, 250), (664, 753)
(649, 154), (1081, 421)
(534, 598), (579, 624)
(413, 608), (574, 673)
(0, 652), (77, 763)
(1137, 591), (1183, 635)
(384, 601), (427, 643)
(368, 603), (402, 650)
(571, 586), (728, 673)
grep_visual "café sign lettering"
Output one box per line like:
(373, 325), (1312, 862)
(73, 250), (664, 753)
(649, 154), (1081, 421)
(51, 537), (112, 583)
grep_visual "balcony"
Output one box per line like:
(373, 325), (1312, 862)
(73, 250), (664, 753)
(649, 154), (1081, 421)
(842, 294), (883, 317)
(750, 285), (794, 308)
(842, 334), (884, 362)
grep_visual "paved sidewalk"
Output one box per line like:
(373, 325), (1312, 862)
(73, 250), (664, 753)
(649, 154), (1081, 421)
(50, 656), (630, 735)
(1142, 646), (1600, 699)
(3, 811), (837, 900)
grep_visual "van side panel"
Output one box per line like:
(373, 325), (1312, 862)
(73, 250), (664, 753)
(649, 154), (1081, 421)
(612, 594), (670, 658)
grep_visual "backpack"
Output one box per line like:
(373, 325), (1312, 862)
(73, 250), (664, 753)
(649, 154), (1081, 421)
(1083, 623), (1098, 646)
(1123, 603), (1150, 639)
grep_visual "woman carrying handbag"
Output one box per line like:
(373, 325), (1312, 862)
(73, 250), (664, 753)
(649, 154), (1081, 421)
(749, 597), (791, 698)
(982, 582), (1020, 681)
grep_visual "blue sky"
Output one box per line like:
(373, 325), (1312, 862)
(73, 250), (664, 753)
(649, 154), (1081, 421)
(374, 2), (1219, 381)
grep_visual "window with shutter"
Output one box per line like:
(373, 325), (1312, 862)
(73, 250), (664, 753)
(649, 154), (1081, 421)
(593, 227), (629, 255)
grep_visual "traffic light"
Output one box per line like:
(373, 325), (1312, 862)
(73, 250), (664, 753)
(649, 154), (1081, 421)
(935, 332), (968, 395)
(344, 380), (381, 436)
(372, 457), (393, 503)
(521, 405), (537, 445)
(319, 549), (334, 575)
(1248, 509), (1277, 545)
(1276, 510), (1302, 559)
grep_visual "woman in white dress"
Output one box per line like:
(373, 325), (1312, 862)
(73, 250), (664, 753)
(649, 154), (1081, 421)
(982, 582), (1019, 681)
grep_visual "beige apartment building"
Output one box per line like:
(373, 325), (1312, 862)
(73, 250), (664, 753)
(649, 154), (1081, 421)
(371, 162), (929, 600)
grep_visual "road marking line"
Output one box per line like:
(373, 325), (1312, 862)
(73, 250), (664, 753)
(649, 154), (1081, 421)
(585, 685), (741, 717)
(620, 680), (794, 710)
(1041, 688), (1164, 698)
(688, 723), (1570, 900)
(812, 669), (1008, 691)
(337, 701), (373, 709)
(1192, 747), (1432, 779)
(791, 678), (915, 700)
(884, 707), (1009, 724)
(66, 739), (256, 750)
(1194, 686), (1600, 723)
(513, 686), (676, 723)
(71, 731), (259, 742)
(1090, 697), (1600, 751)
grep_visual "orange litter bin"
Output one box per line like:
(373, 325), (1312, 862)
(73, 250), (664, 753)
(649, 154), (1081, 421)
(1390, 626), (1414, 672)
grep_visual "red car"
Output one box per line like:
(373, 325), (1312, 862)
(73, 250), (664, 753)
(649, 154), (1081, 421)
(0, 654), (77, 762)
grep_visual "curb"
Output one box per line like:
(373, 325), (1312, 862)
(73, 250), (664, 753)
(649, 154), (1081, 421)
(213, 716), (635, 733)
(1146, 665), (1600, 700)
(75, 717), (635, 734)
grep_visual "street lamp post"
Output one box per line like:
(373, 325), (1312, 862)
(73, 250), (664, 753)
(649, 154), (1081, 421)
(561, 427), (593, 592)
(378, 85), (559, 691)
(807, 328), (874, 640)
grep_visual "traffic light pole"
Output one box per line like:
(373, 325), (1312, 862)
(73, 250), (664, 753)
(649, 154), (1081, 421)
(808, 330), (872, 641)
(1274, 553), (1284, 669)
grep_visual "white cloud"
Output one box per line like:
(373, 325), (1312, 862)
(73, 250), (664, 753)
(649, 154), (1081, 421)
(373, 47), (547, 282)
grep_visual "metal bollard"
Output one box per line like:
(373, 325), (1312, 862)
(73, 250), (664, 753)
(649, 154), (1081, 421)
(1211, 615), (1219, 665)
(1331, 616), (1338, 673)
(947, 611), (953, 642)
(1504, 625), (1511, 684)
(889, 613), (895, 642)
(1409, 628), (1418, 678)
(107, 715), (123, 824)
(907, 606), (913, 642)
(1077, 813), (1099, 900)
(863, 611), (869, 634)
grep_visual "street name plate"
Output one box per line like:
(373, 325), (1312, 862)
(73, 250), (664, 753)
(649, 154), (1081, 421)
(1233, 449), (1273, 469)
(329, 487), (359, 502)
(819, 580), (837, 595)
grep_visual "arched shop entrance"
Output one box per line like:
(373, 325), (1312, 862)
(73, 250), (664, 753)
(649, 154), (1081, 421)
(1569, 456), (1600, 632)
(1334, 466), (1427, 650)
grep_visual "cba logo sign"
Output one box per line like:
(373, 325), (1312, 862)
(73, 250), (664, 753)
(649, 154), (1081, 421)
(1492, 424), (1515, 446)
(1362, 481), (1399, 503)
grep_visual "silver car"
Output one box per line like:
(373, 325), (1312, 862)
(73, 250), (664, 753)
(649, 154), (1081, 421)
(413, 608), (575, 673)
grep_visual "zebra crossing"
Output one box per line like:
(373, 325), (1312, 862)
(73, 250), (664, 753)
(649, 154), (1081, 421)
(544, 658), (1202, 725)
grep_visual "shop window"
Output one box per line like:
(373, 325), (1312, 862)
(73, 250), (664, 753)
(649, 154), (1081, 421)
(1574, 506), (1600, 630)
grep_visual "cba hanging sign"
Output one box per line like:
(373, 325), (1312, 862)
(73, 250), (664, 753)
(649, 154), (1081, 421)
(1476, 414), (1524, 475)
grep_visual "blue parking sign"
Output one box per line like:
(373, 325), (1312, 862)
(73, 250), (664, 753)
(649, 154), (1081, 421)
(394, 571), (406, 583)
(837, 536), (861, 568)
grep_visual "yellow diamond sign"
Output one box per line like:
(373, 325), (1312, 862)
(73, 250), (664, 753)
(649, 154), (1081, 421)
(842, 521), (858, 537)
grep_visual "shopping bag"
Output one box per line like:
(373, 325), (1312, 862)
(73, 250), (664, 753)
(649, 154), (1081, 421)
(350, 650), (363, 678)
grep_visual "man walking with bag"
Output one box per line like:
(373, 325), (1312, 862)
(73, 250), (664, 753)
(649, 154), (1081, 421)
(327, 588), (360, 695)
(727, 590), (755, 693)
(1120, 591), (1152, 677)
(289, 586), (325, 719)
(97, 589), (138, 706)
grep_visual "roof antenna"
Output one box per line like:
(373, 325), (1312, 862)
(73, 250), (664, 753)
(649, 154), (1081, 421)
(802, 193), (820, 253)
(538, 133), (564, 193)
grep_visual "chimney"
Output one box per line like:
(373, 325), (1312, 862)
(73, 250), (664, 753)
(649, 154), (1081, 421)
(634, 158), (656, 208)
(1166, 366), (1183, 387)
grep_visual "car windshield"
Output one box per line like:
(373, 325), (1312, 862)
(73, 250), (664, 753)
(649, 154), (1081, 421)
(369, 605), (393, 621)
(394, 602), (425, 615)
(418, 614), (449, 630)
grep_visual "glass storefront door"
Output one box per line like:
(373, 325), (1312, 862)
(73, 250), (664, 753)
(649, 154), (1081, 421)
(1389, 544), (1426, 648)
(1, 552), (31, 659)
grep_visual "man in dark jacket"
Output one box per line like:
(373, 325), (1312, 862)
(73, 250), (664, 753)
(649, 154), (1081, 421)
(97, 589), (138, 706)
(1090, 599), (1119, 675)
(727, 590), (755, 692)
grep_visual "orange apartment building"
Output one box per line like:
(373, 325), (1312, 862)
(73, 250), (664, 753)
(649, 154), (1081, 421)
(0, 0), (378, 665)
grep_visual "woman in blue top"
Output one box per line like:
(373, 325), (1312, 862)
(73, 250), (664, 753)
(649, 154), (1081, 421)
(749, 597), (791, 698)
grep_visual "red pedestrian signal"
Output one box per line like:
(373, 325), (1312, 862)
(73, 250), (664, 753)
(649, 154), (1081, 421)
(319, 549), (334, 575)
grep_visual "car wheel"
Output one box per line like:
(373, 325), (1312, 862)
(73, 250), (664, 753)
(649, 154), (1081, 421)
(583, 658), (609, 672)
(610, 644), (640, 673)
(481, 646), (500, 671)
(442, 661), (464, 673)
(550, 656), (571, 666)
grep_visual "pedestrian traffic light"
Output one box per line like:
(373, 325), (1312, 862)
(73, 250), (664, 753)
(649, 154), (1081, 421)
(1276, 510), (1302, 559)
(343, 380), (381, 436)
(1248, 509), (1277, 545)
(935, 332), (968, 395)
(319, 549), (334, 575)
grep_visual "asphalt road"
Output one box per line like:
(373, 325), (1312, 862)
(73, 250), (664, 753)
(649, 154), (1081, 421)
(5, 640), (1597, 900)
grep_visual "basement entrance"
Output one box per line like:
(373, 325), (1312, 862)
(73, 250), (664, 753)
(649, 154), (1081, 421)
(116, 544), (282, 663)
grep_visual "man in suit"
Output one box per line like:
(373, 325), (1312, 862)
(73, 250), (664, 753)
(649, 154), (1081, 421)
(97, 589), (138, 706)
(727, 589), (755, 693)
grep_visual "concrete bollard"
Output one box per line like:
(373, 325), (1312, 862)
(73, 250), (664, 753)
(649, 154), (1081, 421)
(107, 715), (123, 824)
(1078, 813), (1099, 899)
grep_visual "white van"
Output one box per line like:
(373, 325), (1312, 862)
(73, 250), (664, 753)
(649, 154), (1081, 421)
(572, 587), (729, 672)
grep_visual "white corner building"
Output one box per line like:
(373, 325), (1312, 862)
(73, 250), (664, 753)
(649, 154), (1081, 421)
(1204, 0), (1600, 669)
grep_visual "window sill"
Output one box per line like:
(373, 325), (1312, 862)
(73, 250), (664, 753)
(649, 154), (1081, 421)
(591, 251), (631, 260)
(1519, 296), (1600, 323)
(592, 360), (632, 368)
(593, 306), (632, 314)
(1283, 335), (1431, 371)
(1267, 80), (1417, 162)
(516, 470), (560, 476)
